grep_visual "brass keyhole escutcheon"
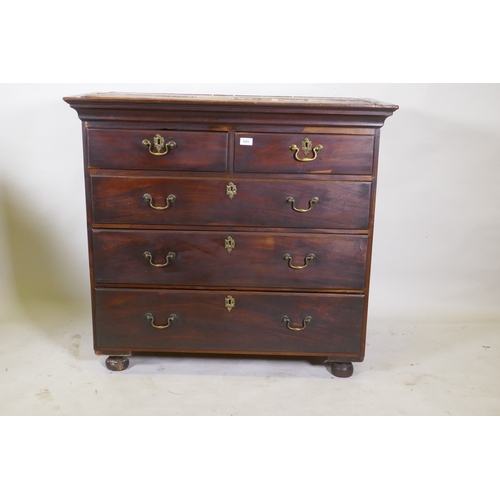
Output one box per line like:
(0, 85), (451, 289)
(302, 138), (313, 156)
(225, 237), (236, 254)
(226, 182), (237, 200)
(225, 295), (235, 312)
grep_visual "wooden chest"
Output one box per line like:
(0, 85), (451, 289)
(64, 93), (398, 377)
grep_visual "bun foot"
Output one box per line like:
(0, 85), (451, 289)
(330, 362), (354, 378)
(106, 356), (130, 372)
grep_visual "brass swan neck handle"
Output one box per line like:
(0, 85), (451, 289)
(145, 313), (177, 329)
(284, 253), (315, 270)
(142, 134), (176, 156)
(286, 196), (319, 213)
(282, 316), (312, 331)
(143, 193), (176, 210)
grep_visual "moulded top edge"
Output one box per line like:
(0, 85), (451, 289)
(63, 92), (399, 111)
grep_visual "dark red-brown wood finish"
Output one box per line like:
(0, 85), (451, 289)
(91, 175), (372, 229)
(64, 93), (398, 377)
(92, 230), (368, 290)
(94, 289), (366, 355)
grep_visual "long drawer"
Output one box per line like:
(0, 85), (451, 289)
(93, 230), (368, 290)
(94, 289), (365, 355)
(91, 175), (372, 229)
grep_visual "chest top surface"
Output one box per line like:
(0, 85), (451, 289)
(64, 92), (397, 107)
(64, 93), (398, 128)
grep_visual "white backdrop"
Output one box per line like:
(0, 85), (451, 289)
(1, 83), (499, 323)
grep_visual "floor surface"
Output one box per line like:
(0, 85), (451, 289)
(1, 302), (499, 416)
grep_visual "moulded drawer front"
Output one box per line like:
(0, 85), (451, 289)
(235, 132), (375, 174)
(91, 175), (372, 230)
(94, 289), (365, 355)
(93, 230), (368, 290)
(88, 129), (229, 171)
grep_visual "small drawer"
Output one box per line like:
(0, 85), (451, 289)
(94, 289), (365, 356)
(93, 230), (368, 290)
(88, 129), (228, 171)
(91, 175), (372, 230)
(235, 132), (375, 175)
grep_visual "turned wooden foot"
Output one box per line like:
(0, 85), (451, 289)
(106, 356), (130, 372)
(330, 362), (354, 378)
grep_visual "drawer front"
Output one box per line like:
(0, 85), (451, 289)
(235, 132), (374, 174)
(92, 176), (372, 229)
(88, 129), (229, 171)
(93, 230), (368, 290)
(95, 289), (365, 355)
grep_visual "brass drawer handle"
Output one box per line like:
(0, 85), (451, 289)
(145, 313), (177, 329)
(143, 251), (176, 268)
(286, 196), (319, 213)
(143, 193), (176, 210)
(142, 134), (177, 156)
(282, 316), (312, 331)
(284, 253), (315, 270)
(290, 138), (323, 162)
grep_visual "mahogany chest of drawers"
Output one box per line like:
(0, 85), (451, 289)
(64, 93), (397, 377)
